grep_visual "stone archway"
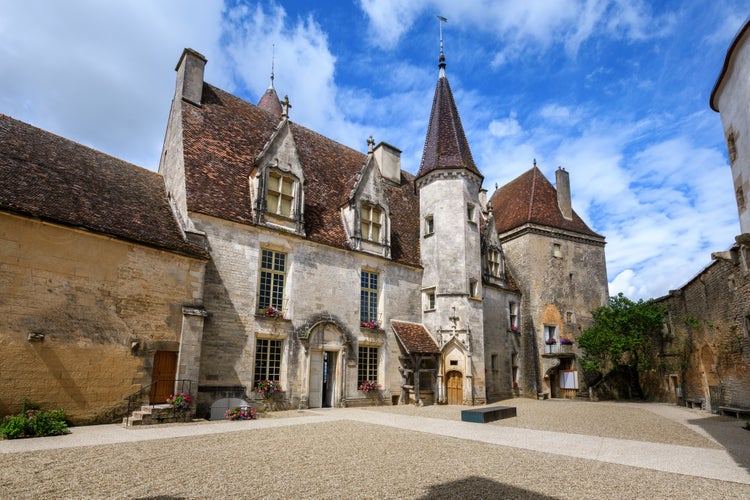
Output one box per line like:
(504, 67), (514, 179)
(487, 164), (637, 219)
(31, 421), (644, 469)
(305, 321), (348, 409)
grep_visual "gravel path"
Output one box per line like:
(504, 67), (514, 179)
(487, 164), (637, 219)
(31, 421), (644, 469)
(1, 400), (749, 499)
(363, 398), (723, 448)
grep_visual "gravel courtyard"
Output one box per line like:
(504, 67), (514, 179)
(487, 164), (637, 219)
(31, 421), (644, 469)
(1, 399), (749, 499)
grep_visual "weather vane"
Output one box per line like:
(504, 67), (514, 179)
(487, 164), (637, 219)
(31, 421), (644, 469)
(437, 15), (447, 57)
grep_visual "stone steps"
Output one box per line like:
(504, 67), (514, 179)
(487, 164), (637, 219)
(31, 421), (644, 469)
(123, 404), (190, 427)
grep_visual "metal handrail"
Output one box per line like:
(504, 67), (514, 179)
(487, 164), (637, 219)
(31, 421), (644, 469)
(124, 379), (192, 426)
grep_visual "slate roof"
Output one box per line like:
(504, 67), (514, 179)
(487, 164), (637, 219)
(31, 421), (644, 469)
(489, 166), (602, 238)
(416, 70), (482, 180)
(392, 321), (440, 354)
(0, 114), (208, 259)
(181, 83), (422, 267)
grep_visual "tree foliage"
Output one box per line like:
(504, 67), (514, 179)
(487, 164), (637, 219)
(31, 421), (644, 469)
(578, 293), (666, 377)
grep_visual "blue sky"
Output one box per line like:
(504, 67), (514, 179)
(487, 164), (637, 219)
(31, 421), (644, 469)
(1, 1), (747, 300)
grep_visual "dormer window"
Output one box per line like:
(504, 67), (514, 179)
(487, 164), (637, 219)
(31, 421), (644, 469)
(361, 203), (382, 242)
(267, 171), (295, 217)
(488, 248), (503, 278)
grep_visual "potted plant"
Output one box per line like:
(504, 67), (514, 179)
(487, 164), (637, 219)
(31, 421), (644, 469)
(255, 379), (282, 410)
(225, 406), (257, 420)
(358, 380), (381, 395)
(545, 338), (557, 345)
(166, 392), (193, 421)
(361, 320), (379, 329)
(263, 306), (284, 319)
(560, 338), (574, 345)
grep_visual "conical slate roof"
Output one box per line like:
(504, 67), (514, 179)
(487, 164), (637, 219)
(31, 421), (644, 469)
(416, 58), (482, 181)
(258, 86), (283, 116)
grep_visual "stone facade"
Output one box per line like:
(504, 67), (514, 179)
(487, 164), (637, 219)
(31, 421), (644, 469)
(650, 18), (750, 412)
(658, 248), (750, 410)
(0, 46), (609, 423)
(0, 213), (206, 423)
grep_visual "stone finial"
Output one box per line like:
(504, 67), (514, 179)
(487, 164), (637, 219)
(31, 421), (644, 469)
(367, 135), (375, 153)
(281, 95), (292, 118)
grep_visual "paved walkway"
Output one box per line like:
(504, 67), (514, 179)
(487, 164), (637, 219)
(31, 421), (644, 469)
(2, 407), (748, 485)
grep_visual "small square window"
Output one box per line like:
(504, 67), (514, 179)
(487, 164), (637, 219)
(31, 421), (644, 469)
(469, 279), (479, 298)
(424, 215), (434, 236)
(553, 243), (562, 258)
(425, 289), (436, 310)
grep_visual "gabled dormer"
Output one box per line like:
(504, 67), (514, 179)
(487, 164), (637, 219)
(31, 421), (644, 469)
(481, 205), (507, 287)
(251, 116), (305, 236)
(341, 137), (392, 258)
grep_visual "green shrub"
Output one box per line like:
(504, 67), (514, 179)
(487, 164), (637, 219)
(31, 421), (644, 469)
(0, 415), (28, 439)
(0, 401), (69, 440)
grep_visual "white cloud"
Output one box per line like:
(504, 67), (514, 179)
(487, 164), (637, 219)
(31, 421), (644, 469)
(0, 0), (226, 169)
(359, 0), (675, 66)
(488, 113), (522, 138)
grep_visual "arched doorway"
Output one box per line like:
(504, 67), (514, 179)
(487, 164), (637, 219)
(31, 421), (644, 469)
(446, 370), (463, 405)
(306, 322), (346, 408)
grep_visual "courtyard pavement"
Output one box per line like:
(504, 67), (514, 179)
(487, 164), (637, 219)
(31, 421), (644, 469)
(2, 403), (749, 486)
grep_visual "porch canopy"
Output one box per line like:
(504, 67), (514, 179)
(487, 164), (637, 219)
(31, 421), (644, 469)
(392, 321), (440, 404)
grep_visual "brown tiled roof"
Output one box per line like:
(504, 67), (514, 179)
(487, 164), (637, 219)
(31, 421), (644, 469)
(392, 321), (440, 354)
(181, 83), (422, 267)
(416, 73), (482, 180)
(489, 166), (602, 238)
(0, 114), (208, 259)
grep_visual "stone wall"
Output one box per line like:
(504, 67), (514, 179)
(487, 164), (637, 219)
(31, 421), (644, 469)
(659, 247), (750, 410)
(0, 213), (205, 423)
(502, 229), (609, 397)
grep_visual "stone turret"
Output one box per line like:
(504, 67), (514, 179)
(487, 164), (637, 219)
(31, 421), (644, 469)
(417, 46), (486, 405)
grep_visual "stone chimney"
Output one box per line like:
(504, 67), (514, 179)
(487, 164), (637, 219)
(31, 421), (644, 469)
(556, 167), (573, 220)
(175, 48), (207, 107)
(373, 141), (402, 184)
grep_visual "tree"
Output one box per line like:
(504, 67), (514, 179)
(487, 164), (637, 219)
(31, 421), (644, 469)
(578, 293), (666, 399)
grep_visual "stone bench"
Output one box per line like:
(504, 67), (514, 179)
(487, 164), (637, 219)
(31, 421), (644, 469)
(461, 405), (516, 423)
(685, 398), (704, 409)
(719, 406), (750, 419)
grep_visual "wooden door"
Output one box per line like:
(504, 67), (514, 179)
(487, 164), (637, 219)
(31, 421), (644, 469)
(150, 350), (177, 403)
(446, 371), (463, 405)
(308, 350), (323, 408)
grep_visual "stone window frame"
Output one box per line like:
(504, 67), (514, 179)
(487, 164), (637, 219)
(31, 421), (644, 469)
(258, 248), (287, 314)
(553, 243), (562, 259)
(360, 270), (379, 325)
(469, 278), (480, 299)
(488, 247), (503, 278)
(424, 214), (435, 237)
(357, 345), (379, 385)
(508, 301), (519, 332)
(544, 324), (557, 353)
(467, 203), (476, 223)
(254, 337), (283, 383)
(266, 170), (297, 218)
(360, 203), (383, 243)
(424, 288), (436, 311)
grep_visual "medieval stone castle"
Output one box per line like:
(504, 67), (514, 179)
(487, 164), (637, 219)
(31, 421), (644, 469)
(0, 44), (612, 422)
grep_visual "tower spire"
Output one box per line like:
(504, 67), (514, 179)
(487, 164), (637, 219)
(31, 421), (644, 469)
(258, 44), (283, 116)
(269, 43), (275, 89)
(437, 16), (447, 78)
